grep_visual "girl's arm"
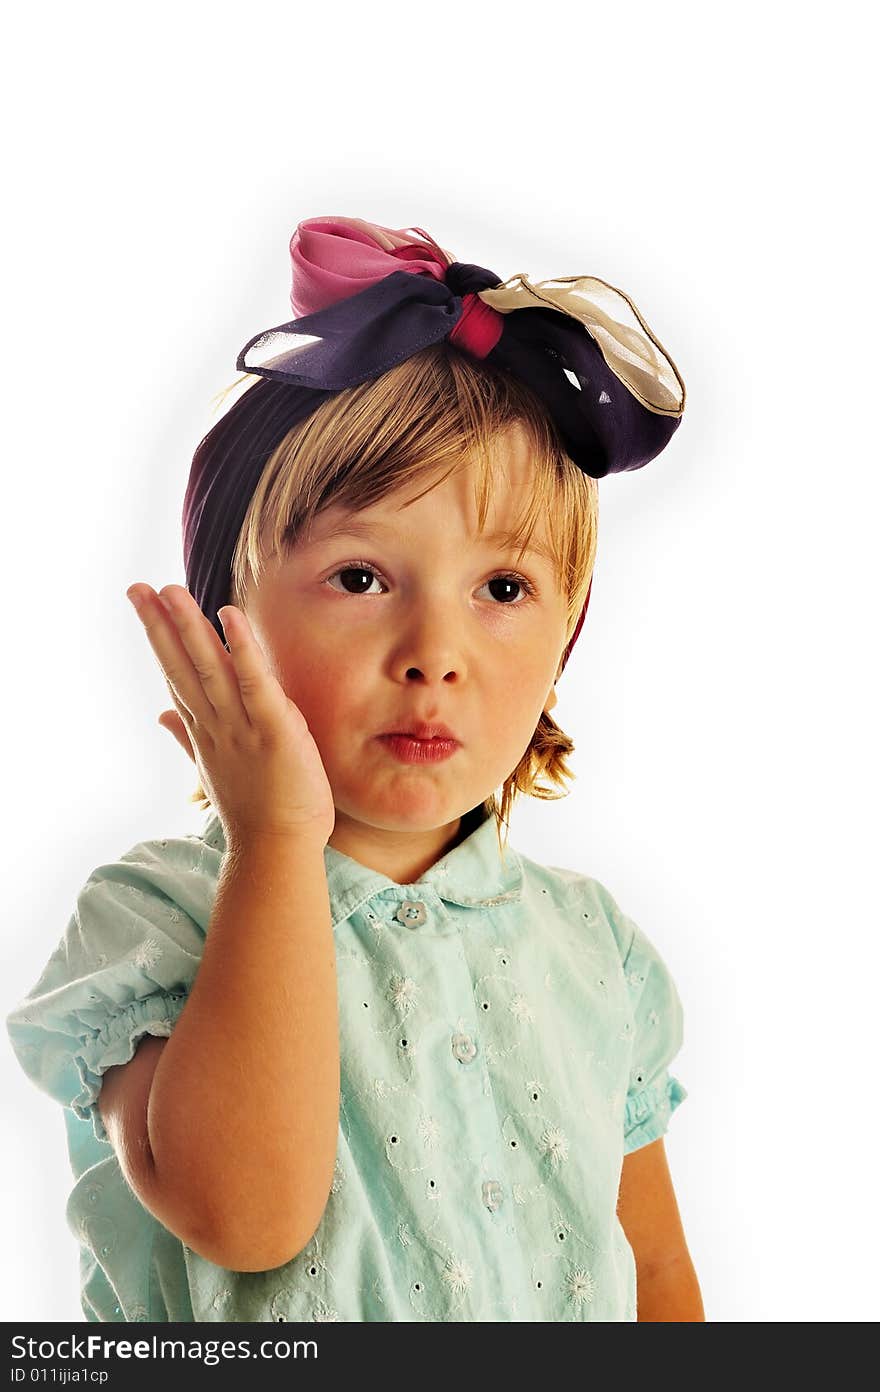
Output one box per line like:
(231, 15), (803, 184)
(634, 1252), (705, 1322)
(101, 832), (340, 1272)
(617, 1136), (705, 1321)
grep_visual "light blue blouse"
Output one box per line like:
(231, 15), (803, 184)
(6, 806), (687, 1322)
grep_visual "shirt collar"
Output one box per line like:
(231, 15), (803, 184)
(202, 805), (524, 931)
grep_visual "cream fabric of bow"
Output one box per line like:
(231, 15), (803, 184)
(475, 271), (686, 419)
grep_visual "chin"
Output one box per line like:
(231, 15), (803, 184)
(343, 786), (467, 831)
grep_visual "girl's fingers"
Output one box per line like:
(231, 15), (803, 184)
(129, 584), (249, 729)
(214, 603), (293, 730)
(158, 586), (251, 726)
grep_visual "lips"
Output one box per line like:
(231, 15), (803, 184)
(380, 721), (459, 742)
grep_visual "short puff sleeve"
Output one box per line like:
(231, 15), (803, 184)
(597, 882), (689, 1154)
(5, 830), (219, 1146)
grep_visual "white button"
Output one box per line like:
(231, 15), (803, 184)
(482, 1179), (503, 1211)
(395, 900), (427, 928)
(452, 1032), (476, 1063)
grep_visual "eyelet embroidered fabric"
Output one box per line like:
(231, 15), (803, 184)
(6, 811), (686, 1323)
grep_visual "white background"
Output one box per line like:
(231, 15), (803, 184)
(3, 0), (877, 1324)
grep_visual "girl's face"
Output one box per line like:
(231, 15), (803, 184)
(244, 423), (570, 882)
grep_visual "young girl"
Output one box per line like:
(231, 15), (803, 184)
(6, 216), (702, 1323)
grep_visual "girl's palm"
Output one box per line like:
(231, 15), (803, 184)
(127, 584), (336, 849)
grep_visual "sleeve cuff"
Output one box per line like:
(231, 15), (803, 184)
(623, 1073), (688, 1156)
(72, 991), (188, 1144)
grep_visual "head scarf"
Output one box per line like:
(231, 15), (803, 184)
(183, 216), (686, 673)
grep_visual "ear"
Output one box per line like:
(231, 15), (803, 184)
(157, 709), (197, 764)
(542, 659), (564, 717)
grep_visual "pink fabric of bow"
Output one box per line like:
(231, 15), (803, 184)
(289, 216), (503, 358)
(289, 217), (453, 317)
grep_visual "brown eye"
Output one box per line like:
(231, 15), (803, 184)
(482, 573), (536, 605)
(326, 563), (385, 596)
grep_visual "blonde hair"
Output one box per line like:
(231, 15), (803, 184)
(189, 342), (599, 857)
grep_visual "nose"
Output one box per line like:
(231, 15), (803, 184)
(393, 624), (465, 688)
(404, 664), (458, 684)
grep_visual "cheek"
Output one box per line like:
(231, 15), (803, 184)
(493, 646), (554, 697)
(276, 650), (358, 738)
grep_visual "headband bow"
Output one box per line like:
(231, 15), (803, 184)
(184, 216), (686, 672)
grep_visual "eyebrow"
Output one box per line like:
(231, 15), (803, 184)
(301, 518), (555, 562)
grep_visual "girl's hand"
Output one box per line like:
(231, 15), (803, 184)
(126, 584), (336, 851)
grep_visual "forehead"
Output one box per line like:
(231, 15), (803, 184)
(299, 434), (557, 561)
(299, 512), (556, 563)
